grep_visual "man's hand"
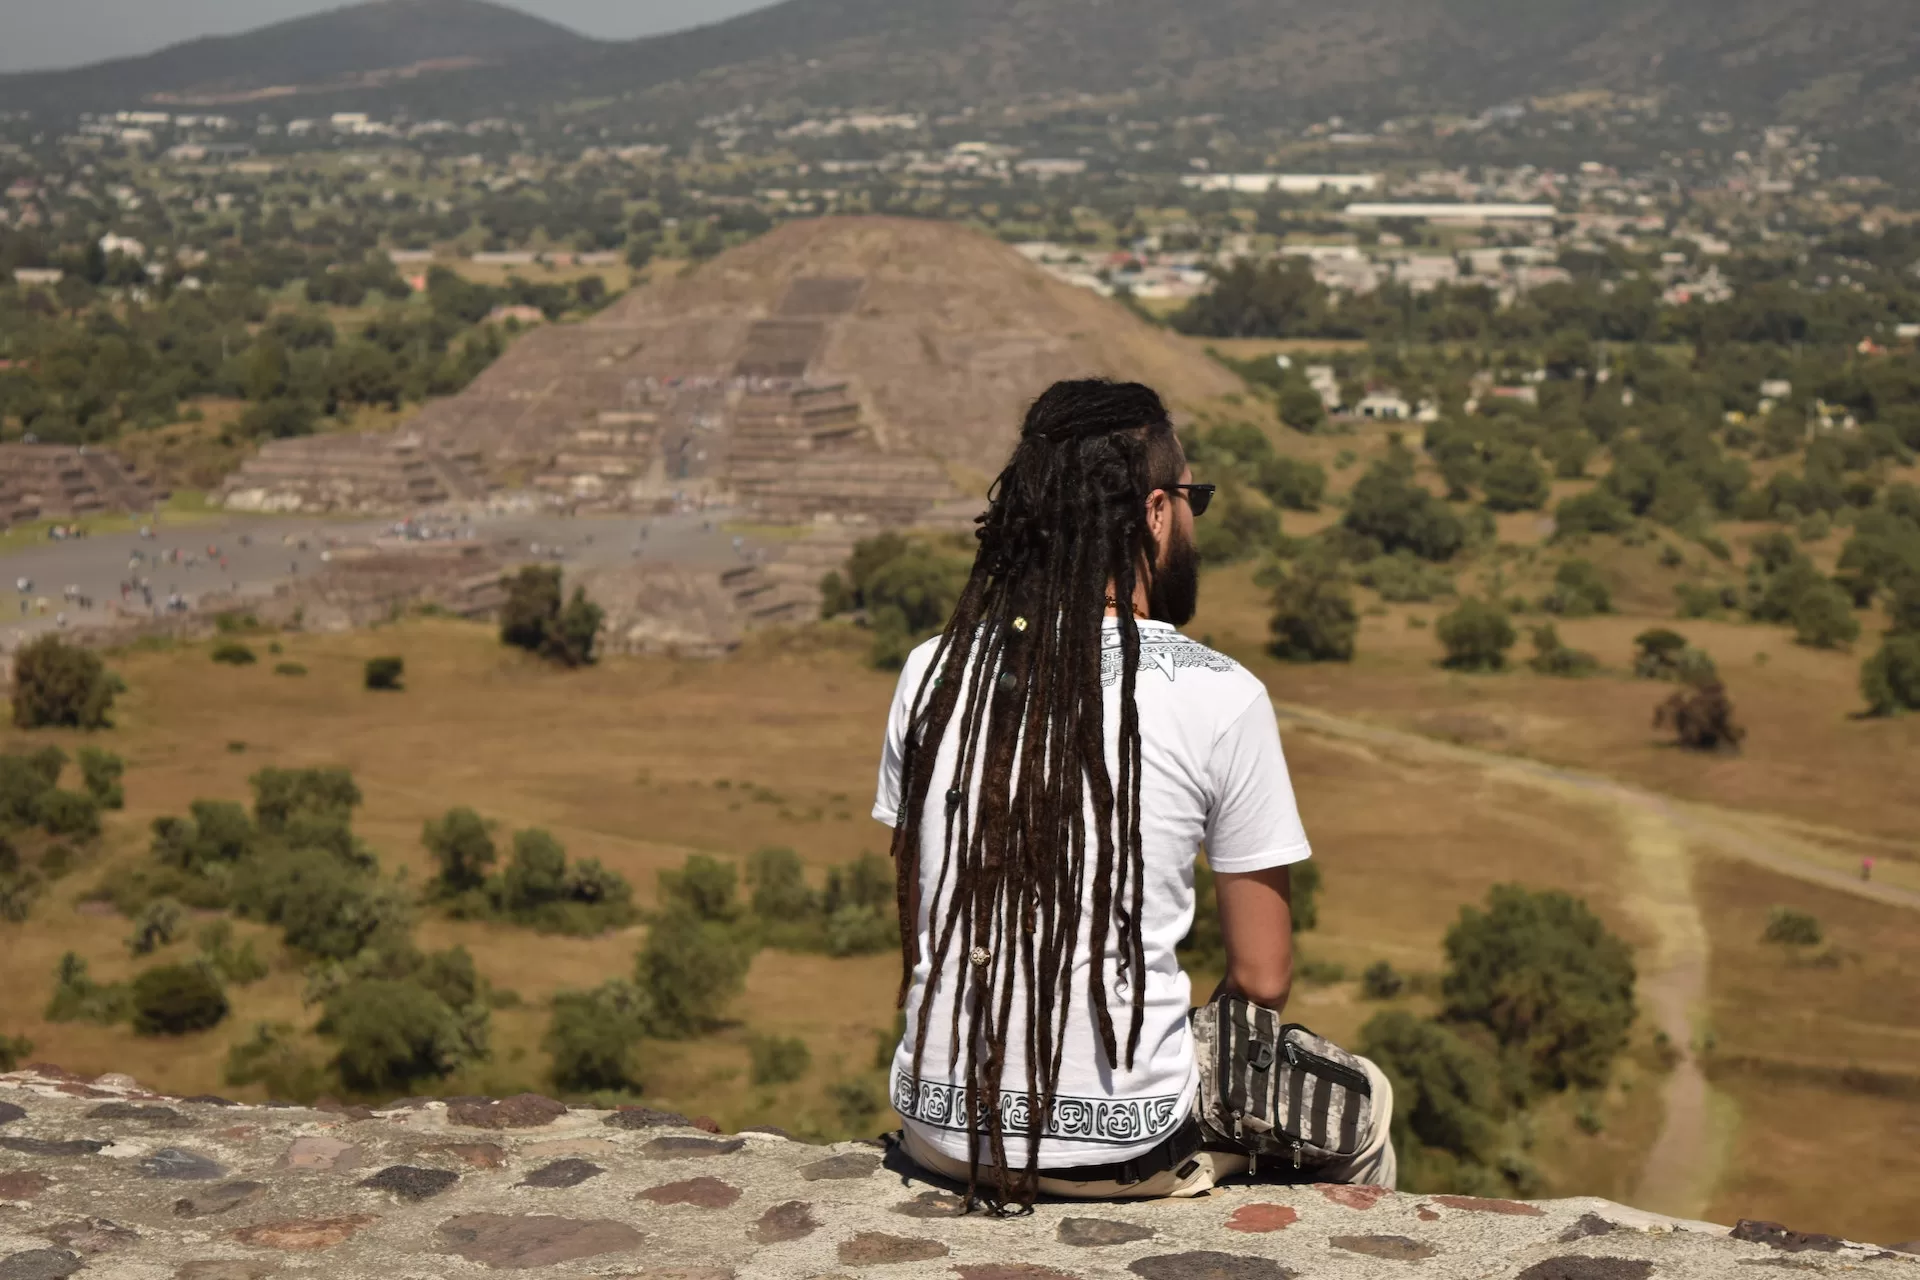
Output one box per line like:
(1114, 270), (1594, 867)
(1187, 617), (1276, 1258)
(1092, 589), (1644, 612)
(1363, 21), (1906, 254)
(1211, 863), (1296, 1011)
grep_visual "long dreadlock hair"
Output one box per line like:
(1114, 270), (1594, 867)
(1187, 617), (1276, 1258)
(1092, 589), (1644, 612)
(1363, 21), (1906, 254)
(889, 378), (1186, 1209)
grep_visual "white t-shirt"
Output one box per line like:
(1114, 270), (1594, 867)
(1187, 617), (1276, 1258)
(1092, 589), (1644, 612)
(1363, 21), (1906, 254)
(873, 618), (1311, 1167)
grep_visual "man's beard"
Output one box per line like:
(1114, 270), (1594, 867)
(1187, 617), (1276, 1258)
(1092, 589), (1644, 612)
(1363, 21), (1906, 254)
(1147, 522), (1199, 627)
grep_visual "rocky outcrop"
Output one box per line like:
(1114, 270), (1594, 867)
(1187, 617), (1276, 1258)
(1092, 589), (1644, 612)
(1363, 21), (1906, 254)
(1, 1067), (1913, 1279)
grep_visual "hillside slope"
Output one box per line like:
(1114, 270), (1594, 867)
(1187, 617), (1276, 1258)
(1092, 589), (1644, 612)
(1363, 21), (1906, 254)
(0, 0), (588, 109)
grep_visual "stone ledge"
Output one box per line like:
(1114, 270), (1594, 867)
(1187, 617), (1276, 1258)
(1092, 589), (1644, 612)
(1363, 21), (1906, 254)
(1, 1069), (1914, 1280)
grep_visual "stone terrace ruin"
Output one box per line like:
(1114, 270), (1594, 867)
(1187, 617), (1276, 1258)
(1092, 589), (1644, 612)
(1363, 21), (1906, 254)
(1, 1067), (1913, 1280)
(219, 435), (492, 515)
(0, 444), (162, 527)
(216, 218), (1242, 525)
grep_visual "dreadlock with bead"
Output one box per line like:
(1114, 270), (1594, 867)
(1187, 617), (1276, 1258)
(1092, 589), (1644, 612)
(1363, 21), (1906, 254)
(888, 378), (1199, 1209)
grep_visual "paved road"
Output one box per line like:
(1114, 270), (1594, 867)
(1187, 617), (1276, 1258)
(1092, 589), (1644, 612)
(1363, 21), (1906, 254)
(0, 507), (759, 651)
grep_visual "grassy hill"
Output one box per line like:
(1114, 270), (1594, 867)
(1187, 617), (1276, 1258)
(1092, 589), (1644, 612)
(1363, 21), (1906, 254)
(3, 0), (1915, 153)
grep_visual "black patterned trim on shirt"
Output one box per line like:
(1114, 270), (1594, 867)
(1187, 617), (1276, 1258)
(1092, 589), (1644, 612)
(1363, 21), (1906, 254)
(1099, 629), (1239, 689)
(892, 1071), (1184, 1147)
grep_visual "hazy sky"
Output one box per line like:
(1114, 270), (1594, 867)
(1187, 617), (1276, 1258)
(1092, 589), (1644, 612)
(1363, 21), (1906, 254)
(0, 0), (779, 73)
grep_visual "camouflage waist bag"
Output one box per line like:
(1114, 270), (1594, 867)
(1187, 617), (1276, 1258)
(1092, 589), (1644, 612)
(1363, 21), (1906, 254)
(1191, 995), (1374, 1172)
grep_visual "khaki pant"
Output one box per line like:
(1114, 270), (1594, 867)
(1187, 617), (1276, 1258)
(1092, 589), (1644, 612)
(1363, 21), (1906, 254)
(900, 1056), (1398, 1199)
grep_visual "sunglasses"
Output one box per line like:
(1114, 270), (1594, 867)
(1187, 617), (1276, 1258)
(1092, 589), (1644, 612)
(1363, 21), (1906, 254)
(1168, 483), (1216, 517)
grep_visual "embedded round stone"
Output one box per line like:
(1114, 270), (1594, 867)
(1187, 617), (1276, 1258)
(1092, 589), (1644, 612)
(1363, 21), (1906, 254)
(232, 1215), (377, 1251)
(1430, 1194), (1542, 1216)
(422, 1142), (506, 1169)
(1316, 1184), (1389, 1211)
(173, 1181), (267, 1218)
(436, 1213), (645, 1268)
(0, 1137), (104, 1158)
(45, 1218), (138, 1254)
(86, 1102), (192, 1128)
(1731, 1219), (1845, 1253)
(281, 1136), (360, 1171)
(637, 1177), (741, 1209)
(799, 1153), (882, 1181)
(447, 1094), (569, 1130)
(0, 1103), (25, 1126)
(1560, 1213), (1620, 1242)
(1515, 1261), (1654, 1280)
(0, 1172), (51, 1200)
(1058, 1218), (1155, 1247)
(836, 1233), (948, 1266)
(892, 1191), (968, 1219)
(603, 1107), (692, 1130)
(182, 1095), (239, 1107)
(360, 1165), (460, 1202)
(141, 1147), (226, 1180)
(1226, 1204), (1298, 1234)
(956, 1267), (1083, 1280)
(173, 1263), (276, 1280)
(0, 1249), (82, 1280)
(642, 1136), (746, 1159)
(1128, 1254), (1292, 1280)
(1330, 1235), (1437, 1261)
(517, 1159), (604, 1189)
(749, 1201), (818, 1244)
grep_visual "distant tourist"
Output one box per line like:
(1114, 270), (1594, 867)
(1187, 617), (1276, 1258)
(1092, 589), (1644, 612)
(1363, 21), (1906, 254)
(873, 380), (1394, 1208)
(1862, 857), (1875, 882)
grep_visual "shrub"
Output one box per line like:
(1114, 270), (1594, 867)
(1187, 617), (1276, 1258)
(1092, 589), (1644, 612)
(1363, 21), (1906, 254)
(499, 566), (605, 668)
(545, 980), (650, 1093)
(824, 904), (896, 957)
(1268, 565), (1358, 662)
(423, 807), (497, 896)
(660, 853), (743, 922)
(1542, 559), (1611, 617)
(1552, 489), (1634, 540)
(634, 905), (756, 1038)
(1762, 907), (1822, 947)
(1357, 552), (1454, 604)
(251, 766), (362, 835)
(127, 898), (185, 956)
(0, 750), (59, 827)
(130, 963), (229, 1036)
(1255, 455), (1327, 511)
(1861, 635), (1920, 716)
(1789, 579), (1860, 649)
(1481, 449), (1551, 513)
(1344, 462), (1466, 562)
(749, 1034), (812, 1086)
(364, 656), (405, 690)
(1361, 961), (1405, 1000)
(1436, 599), (1516, 671)
(498, 827), (568, 911)
(197, 919), (270, 985)
(36, 789), (100, 838)
(10, 635), (118, 729)
(321, 977), (468, 1094)
(78, 747), (124, 810)
(1674, 582), (1738, 619)
(0, 1032), (31, 1071)
(1527, 625), (1598, 677)
(44, 952), (130, 1024)
(1632, 629), (1717, 685)
(1441, 885), (1637, 1091)
(274, 662), (308, 677)
(235, 848), (408, 960)
(211, 641), (257, 666)
(223, 1021), (327, 1100)
(746, 847), (814, 919)
(1359, 1010), (1503, 1189)
(1654, 681), (1746, 752)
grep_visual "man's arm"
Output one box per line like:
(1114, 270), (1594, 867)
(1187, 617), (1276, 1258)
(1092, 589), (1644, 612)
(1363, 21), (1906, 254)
(1211, 864), (1295, 1010)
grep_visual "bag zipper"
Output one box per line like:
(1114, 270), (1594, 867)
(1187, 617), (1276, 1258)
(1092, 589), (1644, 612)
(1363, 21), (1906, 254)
(1280, 1026), (1372, 1095)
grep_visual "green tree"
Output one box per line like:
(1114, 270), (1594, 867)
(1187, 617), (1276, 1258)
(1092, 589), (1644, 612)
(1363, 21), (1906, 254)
(77, 747), (124, 810)
(1527, 624), (1598, 677)
(10, 635), (117, 729)
(130, 963), (229, 1036)
(1542, 559), (1612, 617)
(1344, 462), (1466, 562)
(660, 853), (743, 922)
(0, 1033), (32, 1071)
(545, 980), (650, 1093)
(320, 977), (468, 1094)
(1358, 1010), (1502, 1187)
(498, 567), (603, 667)
(422, 808), (497, 896)
(1789, 578), (1860, 649)
(1268, 564), (1358, 662)
(1654, 681), (1746, 751)
(1255, 454), (1327, 511)
(1551, 490), (1633, 540)
(1860, 634), (1920, 716)
(126, 898), (185, 956)
(364, 656), (405, 690)
(1436, 599), (1516, 671)
(251, 767), (361, 836)
(1481, 448), (1551, 513)
(36, 789), (100, 838)
(635, 906), (756, 1038)
(746, 847), (815, 920)
(1173, 258), (1328, 338)
(499, 828), (569, 912)
(1441, 886), (1637, 1090)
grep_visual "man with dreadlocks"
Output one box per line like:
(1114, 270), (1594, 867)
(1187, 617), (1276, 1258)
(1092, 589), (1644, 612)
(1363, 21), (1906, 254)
(874, 378), (1396, 1206)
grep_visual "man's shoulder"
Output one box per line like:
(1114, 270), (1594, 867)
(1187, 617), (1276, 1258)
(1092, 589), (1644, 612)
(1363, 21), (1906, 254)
(1109, 626), (1264, 702)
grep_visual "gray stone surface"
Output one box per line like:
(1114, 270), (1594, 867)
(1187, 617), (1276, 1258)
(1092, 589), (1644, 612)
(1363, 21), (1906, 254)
(1, 1066), (1914, 1280)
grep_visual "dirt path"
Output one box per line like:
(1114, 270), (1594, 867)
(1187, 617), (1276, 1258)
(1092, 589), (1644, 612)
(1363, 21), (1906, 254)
(1270, 699), (1920, 1219)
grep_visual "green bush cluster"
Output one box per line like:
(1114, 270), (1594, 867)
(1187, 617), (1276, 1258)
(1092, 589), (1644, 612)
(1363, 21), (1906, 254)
(1436, 599), (1516, 671)
(1541, 559), (1612, 617)
(9, 635), (120, 729)
(819, 532), (973, 669)
(1344, 458), (1467, 563)
(422, 807), (636, 936)
(744, 847), (897, 957)
(1526, 624), (1598, 677)
(1356, 552), (1455, 604)
(1267, 563), (1358, 663)
(499, 566), (606, 668)
(363, 656), (405, 690)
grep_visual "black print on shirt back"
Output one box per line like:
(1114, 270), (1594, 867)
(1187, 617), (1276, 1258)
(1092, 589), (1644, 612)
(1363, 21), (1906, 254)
(1100, 630), (1238, 689)
(892, 1071), (1185, 1147)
